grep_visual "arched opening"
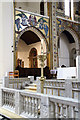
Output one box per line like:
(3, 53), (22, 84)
(29, 48), (38, 68)
(16, 28), (47, 68)
(58, 30), (77, 67)
(70, 48), (76, 67)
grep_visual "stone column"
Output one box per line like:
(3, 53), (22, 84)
(76, 56), (80, 81)
(0, 1), (14, 88)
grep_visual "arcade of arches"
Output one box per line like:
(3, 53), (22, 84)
(15, 28), (79, 69)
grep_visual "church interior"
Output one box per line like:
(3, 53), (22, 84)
(0, 0), (80, 119)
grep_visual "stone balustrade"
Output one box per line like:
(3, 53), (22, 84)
(44, 80), (65, 96)
(2, 77), (30, 89)
(43, 79), (80, 99)
(1, 88), (15, 112)
(0, 87), (80, 118)
(72, 81), (80, 99)
(50, 96), (79, 118)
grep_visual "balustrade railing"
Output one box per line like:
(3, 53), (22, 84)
(2, 88), (15, 111)
(50, 96), (79, 118)
(44, 80), (65, 96)
(1, 87), (80, 118)
(3, 77), (30, 89)
(72, 81), (80, 99)
(43, 79), (80, 100)
(19, 91), (41, 118)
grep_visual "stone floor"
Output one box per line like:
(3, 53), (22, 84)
(0, 108), (23, 120)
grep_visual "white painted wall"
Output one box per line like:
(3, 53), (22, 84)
(58, 33), (76, 67)
(16, 2), (48, 16)
(58, 33), (70, 67)
(16, 2), (40, 14)
(18, 39), (46, 68)
(0, 2), (14, 80)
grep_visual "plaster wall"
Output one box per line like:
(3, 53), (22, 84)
(58, 33), (70, 67)
(16, 2), (40, 14)
(58, 33), (76, 67)
(0, 2), (14, 80)
(18, 39), (46, 68)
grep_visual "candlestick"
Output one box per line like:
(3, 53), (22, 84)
(41, 39), (44, 55)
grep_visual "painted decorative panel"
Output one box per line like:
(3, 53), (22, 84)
(15, 9), (49, 50)
(56, 18), (80, 38)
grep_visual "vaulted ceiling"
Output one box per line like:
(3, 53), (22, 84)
(63, 30), (75, 43)
(20, 30), (40, 45)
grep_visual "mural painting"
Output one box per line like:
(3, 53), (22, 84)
(15, 9), (49, 50)
(56, 18), (80, 37)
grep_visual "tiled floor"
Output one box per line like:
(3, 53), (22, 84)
(0, 108), (22, 120)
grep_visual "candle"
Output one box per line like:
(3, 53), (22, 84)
(41, 39), (44, 55)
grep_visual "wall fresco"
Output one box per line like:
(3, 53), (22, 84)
(15, 9), (49, 49)
(56, 18), (80, 38)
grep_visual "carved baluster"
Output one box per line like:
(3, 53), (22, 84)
(55, 103), (58, 118)
(36, 98), (39, 117)
(4, 92), (6, 105)
(6, 93), (8, 105)
(63, 105), (67, 118)
(11, 93), (12, 107)
(24, 96), (26, 113)
(38, 99), (40, 117)
(10, 93), (12, 107)
(8, 93), (10, 106)
(26, 97), (28, 114)
(2, 91), (5, 105)
(32, 97), (34, 116)
(27, 97), (29, 114)
(71, 106), (75, 118)
(12, 93), (14, 108)
(35, 98), (37, 117)
(33, 98), (35, 117)
(8, 93), (10, 107)
(74, 107), (78, 118)
(29, 97), (32, 115)
(34, 98), (36, 117)
(59, 104), (63, 118)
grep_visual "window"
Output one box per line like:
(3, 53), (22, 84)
(65, 0), (70, 16)
(40, 0), (44, 15)
(65, 0), (74, 20)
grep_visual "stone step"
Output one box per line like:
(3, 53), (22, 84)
(28, 83), (37, 87)
(24, 86), (37, 91)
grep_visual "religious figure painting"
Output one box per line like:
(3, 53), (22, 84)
(28, 15), (38, 26)
(15, 18), (22, 31)
(16, 11), (28, 26)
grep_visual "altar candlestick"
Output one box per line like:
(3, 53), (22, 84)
(41, 39), (44, 55)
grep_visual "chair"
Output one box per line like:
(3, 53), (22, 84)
(14, 70), (19, 78)
(9, 72), (14, 78)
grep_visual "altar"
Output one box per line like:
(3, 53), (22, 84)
(57, 67), (77, 79)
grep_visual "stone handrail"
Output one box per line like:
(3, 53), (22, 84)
(43, 79), (65, 97)
(3, 77), (30, 89)
(43, 79), (80, 99)
(72, 81), (80, 99)
(1, 87), (80, 118)
(49, 95), (79, 118)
